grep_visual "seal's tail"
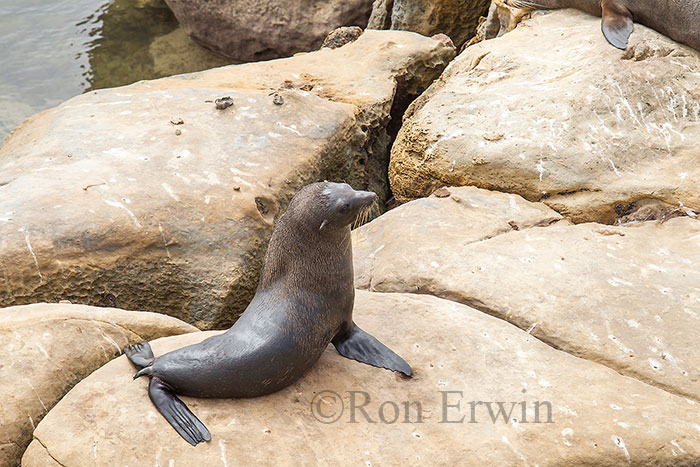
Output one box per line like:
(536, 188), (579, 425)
(149, 376), (211, 446)
(333, 323), (413, 377)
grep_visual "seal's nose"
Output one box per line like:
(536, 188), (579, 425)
(354, 190), (377, 207)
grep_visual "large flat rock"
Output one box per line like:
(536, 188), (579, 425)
(0, 303), (196, 467)
(22, 291), (700, 466)
(353, 186), (564, 291)
(353, 186), (700, 403)
(389, 9), (700, 223)
(0, 30), (455, 328)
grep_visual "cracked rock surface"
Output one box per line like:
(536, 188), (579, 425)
(21, 291), (700, 466)
(388, 9), (700, 224)
(0, 303), (196, 467)
(0, 30), (455, 329)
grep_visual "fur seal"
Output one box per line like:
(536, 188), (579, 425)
(123, 182), (411, 445)
(501, 0), (700, 51)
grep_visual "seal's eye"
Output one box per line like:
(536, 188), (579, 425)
(340, 203), (350, 212)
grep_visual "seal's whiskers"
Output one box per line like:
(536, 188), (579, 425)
(352, 201), (377, 230)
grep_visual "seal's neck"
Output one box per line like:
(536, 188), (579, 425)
(257, 212), (353, 293)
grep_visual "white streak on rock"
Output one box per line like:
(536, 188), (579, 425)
(561, 428), (573, 446)
(276, 121), (302, 136)
(18, 228), (43, 280)
(612, 436), (630, 464)
(426, 130), (464, 155)
(369, 245), (385, 258)
(161, 183), (180, 202)
(99, 330), (121, 352)
(36, 343), (49, 358)
(104, 199), (142, 227)
(536, 160), (545, 181)
(608, 159), (621, 177)
(219, 440), (228, 467)
(158, 223), (172, 260)
(25, 380), (48, 412)
(671, 440), (686, 454)
(501, 436), (529, 466)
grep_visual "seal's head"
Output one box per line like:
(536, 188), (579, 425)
(316, 182), (376, 231)
(259, 181), (376, 288)
(283, 182), (376, 233)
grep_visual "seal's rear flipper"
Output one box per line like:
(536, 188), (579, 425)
(123, 341), (155, 369)
(149, 377), (211, 446)
(333, 324), (412, 376)
(601, 0), (634, 49)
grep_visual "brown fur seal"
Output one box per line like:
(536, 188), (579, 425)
(502, 0), (700, 50)
(123, 182), (411, 445)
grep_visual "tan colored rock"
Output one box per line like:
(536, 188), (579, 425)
(22, 291), (700, 466)
(353, 186), (564, 290)
(0, 31), (455, 329)
(389, 9), (700, 223)
(0, 303), (196, 467)
(368, 0), (393, 29)
(164, 0), (374, 61)
(353, 189), (700, 402)
(368, 0), (490, 49)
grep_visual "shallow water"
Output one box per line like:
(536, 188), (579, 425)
(0, 0), (233, 142)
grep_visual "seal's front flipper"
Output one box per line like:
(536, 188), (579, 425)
(123, 341), (155, 369)
(333, 324), (412, 377)
(601, 0), (634, 49)
(149, 377), (211, 446)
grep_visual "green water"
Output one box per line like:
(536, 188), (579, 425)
(0, 0), (234, 142)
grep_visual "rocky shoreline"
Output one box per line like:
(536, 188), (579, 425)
(2, 1), (700, 465)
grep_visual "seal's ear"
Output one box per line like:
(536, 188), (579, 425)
(601, 0), (633, 49)
(319, 219), (328, 231)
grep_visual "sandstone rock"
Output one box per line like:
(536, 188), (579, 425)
(389, 9), (700, 224)
(0, 31), (455, 328)
(368, 0), (393, 29)
(22, 291), (700, 466)
(353, 186), (564, 290)
(164, 0), (374, 61)
(0, 303), (196, 467)
(368, 0), (490, 49)
(353, 188), (700, 402)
